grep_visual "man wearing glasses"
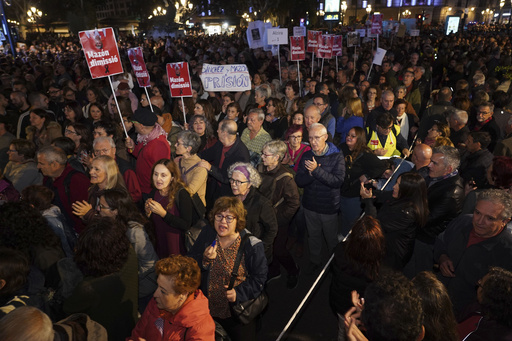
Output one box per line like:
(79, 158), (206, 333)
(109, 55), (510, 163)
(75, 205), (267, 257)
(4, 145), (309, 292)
(295, 123), (345, 275)
(312, 94), (335, 138)
(367, 112), (410, 157)
(470, 102), (501, 152)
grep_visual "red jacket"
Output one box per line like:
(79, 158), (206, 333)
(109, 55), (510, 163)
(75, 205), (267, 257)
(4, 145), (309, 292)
(128, 290), (215, 341)
(131, 134), (171, 194)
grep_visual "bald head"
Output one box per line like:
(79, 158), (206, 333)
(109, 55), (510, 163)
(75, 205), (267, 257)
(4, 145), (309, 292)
(412, 143), (432, 169)
(304, 104), (321, 129)
(150, 95), (165, 110)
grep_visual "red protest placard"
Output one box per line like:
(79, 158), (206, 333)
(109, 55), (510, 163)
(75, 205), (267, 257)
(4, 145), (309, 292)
(166, 62), (193, 97)
(317, 34), (333, 59)
(307, 30), (321, 53)
(371, 14), (383, 35)
(127, 47), (151, 87)
(79, 28), (123, 79)
(332, 35), (343, 56)
(289, 36), (305, 61)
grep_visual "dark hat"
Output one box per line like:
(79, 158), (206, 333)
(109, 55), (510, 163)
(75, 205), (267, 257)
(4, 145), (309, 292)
(117, 82), (130, 90)
(132, 107), (157, 126)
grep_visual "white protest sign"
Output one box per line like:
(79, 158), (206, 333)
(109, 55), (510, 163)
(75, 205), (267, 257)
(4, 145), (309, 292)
(373, 48), (387, 66)
(409, 29), (420, 36)
(200, 64), (251, 92)
(367, 28), (378, 38)
(356, 29), (366, 37)
(247, 21), (265, 49)
(293, 26), (306, 37)
(267, 28), (288, 45)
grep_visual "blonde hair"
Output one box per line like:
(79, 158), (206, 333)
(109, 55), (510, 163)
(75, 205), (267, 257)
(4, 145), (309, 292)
(0, 306), (54, 341)
(346, 97), (364, 118)
(92, 155), (123, 189)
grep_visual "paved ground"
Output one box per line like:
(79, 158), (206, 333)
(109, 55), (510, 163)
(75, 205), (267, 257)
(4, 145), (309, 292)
(257, 242), (339, 341)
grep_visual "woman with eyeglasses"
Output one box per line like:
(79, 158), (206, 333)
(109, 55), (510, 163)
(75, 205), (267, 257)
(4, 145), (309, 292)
(189, 196), (267, 341)
(3, 139), (43, 192)
(64, 122), (93, 170)
(227, 162), (277, 262)
(145, 159), (193, 258)
(282, 124), (311, 173)
(98, 188), (158, 312)
(363, 85), (381, 117)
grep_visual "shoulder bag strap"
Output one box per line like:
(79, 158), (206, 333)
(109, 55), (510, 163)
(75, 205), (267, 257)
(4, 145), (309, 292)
(227, 233), (252, 290)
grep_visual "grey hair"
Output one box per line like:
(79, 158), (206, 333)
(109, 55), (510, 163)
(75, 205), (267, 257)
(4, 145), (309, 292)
(309, 123), (327, 135)
(381, 90), (395, 100)
(396, 85), (407, 93)
(255, 87), (268, 99)
(176, 130), (201, 155)
(416, 66), (425, 74)
(263, 140), (287, 161)
(480, 102), (495, 113)
(304, 103), (321, 117)
(219, 119), (238, 135)
(473, 73), (485, 86)
(449, 109), (468, 125)
(93, 136), (115, 149)
(37, 145), (67, 165)
(227, 162), (262, 188)
(0, 306), (54, 341)
(477, 189), (512, 220)
(248, 108), (265, 121)
(432, 145), (460, 170)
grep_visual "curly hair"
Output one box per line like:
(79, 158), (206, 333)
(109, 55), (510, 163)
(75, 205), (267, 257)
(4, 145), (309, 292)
(151, 159), (187, 210)
(74, 217), (130, 277)
(0, 202), (61, 256)
(363, 272), (424, 341)
(412, 271), (458, 341)
(0, 247), (30, 297)
(155, 255), (201, 295)
(480, 267), (512, 328)
(228, 162), (262, 188)
(209, 196), (247, 232)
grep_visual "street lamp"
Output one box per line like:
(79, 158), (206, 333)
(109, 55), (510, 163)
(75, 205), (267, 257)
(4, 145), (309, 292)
(341, 1), (347, 25)
(500, 0), (505, 23)
(26, 6), (43, 32)
(174, 0), (194, 24)
(402, 9), (411, 18)
(366, 4), (371, 15)
(148, 6), (166, 19)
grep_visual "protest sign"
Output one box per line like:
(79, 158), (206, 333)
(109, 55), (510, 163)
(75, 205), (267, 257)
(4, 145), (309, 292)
(397, 24), (406, 37)
(332, 35), (343, 56)
(127, 47), (150, 87)
(371, 14), (383, 35)
(409, 29), (420, 36)
(293, 26), (306, 37)
(167, 62), (193, 97)
(367, 28), (378, 38)
(373, 48), (386, 66)
(267, 28), (288, 45)
(289, 36), (305, 61)
(247, 21), (265, 49)
(79, 28), (123, 79)
(200, 64), (251, 92)
(347, 32), (360, 47)
(356, 29), (366, 38)
(307, 30), (321, 53)
(317, 34), (333, 59)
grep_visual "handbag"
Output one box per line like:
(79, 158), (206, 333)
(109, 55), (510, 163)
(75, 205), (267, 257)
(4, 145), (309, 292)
(227, 233), (268, 325)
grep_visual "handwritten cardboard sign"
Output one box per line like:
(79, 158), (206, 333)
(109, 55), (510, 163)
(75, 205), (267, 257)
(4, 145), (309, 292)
(167, 62), (193, 97)
(293, 26), (306, 37)
(79, 28), (123, 79)
(199, 64), (251, 92)
(267, 28), (288, 45)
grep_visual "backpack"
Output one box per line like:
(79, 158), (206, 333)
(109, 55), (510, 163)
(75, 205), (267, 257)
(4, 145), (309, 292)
(257, 164), (294, 208)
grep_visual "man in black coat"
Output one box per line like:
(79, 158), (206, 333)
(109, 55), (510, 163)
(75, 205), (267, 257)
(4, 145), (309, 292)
(199, 119), (250, 211)
(459, 132), (494, 188)
(470, 102), (502, 152)
(404, 146), (464, 278)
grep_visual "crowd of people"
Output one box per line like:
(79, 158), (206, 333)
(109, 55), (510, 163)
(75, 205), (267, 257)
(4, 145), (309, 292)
(0, 22), (512, 340)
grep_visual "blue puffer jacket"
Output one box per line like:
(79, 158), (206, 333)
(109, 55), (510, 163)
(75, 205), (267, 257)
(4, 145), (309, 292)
(295, 142), (345, 214)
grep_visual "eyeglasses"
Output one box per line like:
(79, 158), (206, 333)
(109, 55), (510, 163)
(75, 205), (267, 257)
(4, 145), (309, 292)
(228, 178), (249, 186)
(6, 149), (17, 153)
(378, 125), (393, 131)
(261, 152), (274, 158)
(313, 102), (326, 106)
(215, 214), (236, 223)
(97, 204), (113, 211)
(477, 111), (491, 116)
(309, 134), (326, 142)
(65, 129), (77, 135)
(289, 135), (302, 140)
(94, 148), (111, 155)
